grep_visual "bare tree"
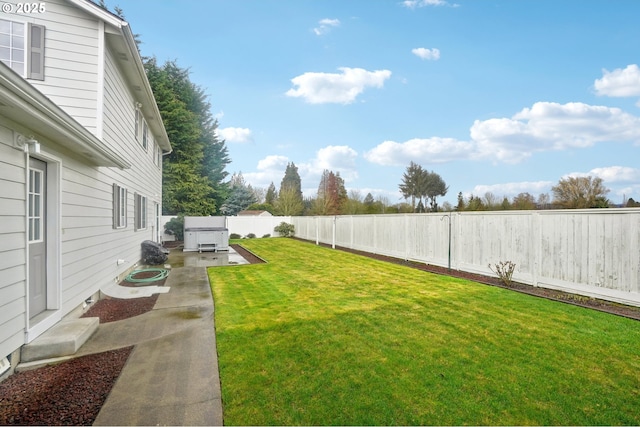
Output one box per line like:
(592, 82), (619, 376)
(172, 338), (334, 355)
(483, 192), (498, 210)
(512, 192), (537, 210)
(551, 176), (610, 208)
(537, 193), (550, 210)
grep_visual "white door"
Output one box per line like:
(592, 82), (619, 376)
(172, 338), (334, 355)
(28, 158), (47, 318)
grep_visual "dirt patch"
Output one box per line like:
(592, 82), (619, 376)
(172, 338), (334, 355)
(300, 239), (640, 321)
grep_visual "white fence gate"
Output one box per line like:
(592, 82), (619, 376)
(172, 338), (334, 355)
(292, 209), (640, 307)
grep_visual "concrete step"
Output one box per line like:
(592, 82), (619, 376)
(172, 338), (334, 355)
(20, 317), (99, 363)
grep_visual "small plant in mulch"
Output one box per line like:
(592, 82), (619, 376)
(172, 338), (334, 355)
(488, 261), (516, 287)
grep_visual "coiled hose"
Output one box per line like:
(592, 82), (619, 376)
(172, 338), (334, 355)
(125, 268), (170, 283)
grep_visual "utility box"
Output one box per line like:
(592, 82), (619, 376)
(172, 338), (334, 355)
(183, 216), (229, 252)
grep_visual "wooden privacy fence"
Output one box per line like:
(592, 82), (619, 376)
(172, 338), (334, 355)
(291, 209), (640, 307)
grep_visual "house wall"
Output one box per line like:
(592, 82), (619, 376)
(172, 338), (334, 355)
(292, 210), (640, 307)
(3, 0), (100, 134)
(0, 2), (165, 361)
(0, 125), (28, 360)
(58, 40), (163, 315)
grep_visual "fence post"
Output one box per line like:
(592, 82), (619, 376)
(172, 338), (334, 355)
(532, 211), (540, 287)
(332, 216), (336, 249)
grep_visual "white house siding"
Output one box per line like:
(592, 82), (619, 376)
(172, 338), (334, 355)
(56, 45), (163, 314)
(0, 0), (167, 365)
(292, 210), (640, 307)
(0, 126), (28, 360)
(3, 0), (100, 134)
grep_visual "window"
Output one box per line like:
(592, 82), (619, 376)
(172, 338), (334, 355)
(112, 184), (127, 229)
(153, 142), (160, 167)
(142, 121), (148, 150)
(135, 105), (149, 151)
(0, 19), (45, 79)
(29, 168), (43, 241)
(134, 107), (141, 140)
(134, 193), (147, 230)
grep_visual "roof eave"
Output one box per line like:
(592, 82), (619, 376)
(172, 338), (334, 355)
(0, 63), (132, 168)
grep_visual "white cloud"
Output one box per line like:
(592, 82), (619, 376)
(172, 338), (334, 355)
(366, 101), (640, 166)
(217, 127), (253, 143)
(243, 155), (290, 188)
(594, 64), (640, 97)
(301, 145), (359, 182)
(364, 137), (473, 166)
(412, 47), (440, 60)
(313, 18), (340, 36)
(566, 166), (640, 183)
(471, 181), (554, 198)
(402, 0), (458, 8)
(471, 102), (640, 163)
(590, 166), (640, 182)
(285, 67), (392, 104)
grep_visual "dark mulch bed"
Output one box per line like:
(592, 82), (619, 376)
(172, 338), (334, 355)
(81, 294), (159, 324)
(304, 239), (640, 321)
(231, 243), (266, 264)
(81, 271), (168, 324)
(0, 346), (132, 426)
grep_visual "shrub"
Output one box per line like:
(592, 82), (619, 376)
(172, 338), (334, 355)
(229, 233), (241, 240)
(262, 234), (271, 238)
(164, 215), (185, 241)
(245, 233), (256, 239)
(274, 222), (295, 237)
(488, 261), (516, 287)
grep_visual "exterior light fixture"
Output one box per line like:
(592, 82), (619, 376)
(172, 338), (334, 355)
(15, 134), (40, 154)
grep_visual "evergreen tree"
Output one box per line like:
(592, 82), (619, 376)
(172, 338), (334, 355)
(277, 162), (303, 215)
(399, 161), (422, 211)
(220, 173), (257, 216)
(145, 57), (230, 215)
(456, 192), (466, 211)
(500, 196), (512, 210)
(265, 182), (277, 205)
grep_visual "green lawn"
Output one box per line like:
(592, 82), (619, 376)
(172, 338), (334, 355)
(209, 238), (640, 426)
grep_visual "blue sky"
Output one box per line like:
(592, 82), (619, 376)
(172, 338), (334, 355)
(113, 0), (640, 206)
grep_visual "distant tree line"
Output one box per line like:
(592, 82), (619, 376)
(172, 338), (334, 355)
(454, 176), (628, 212)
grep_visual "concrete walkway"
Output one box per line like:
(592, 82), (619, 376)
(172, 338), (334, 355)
(84, 265), (223, 426)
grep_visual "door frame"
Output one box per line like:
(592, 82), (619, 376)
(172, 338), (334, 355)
(25, 150), (62, 343)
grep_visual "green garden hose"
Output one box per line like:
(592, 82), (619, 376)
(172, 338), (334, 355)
(125, 268), (170, 283)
